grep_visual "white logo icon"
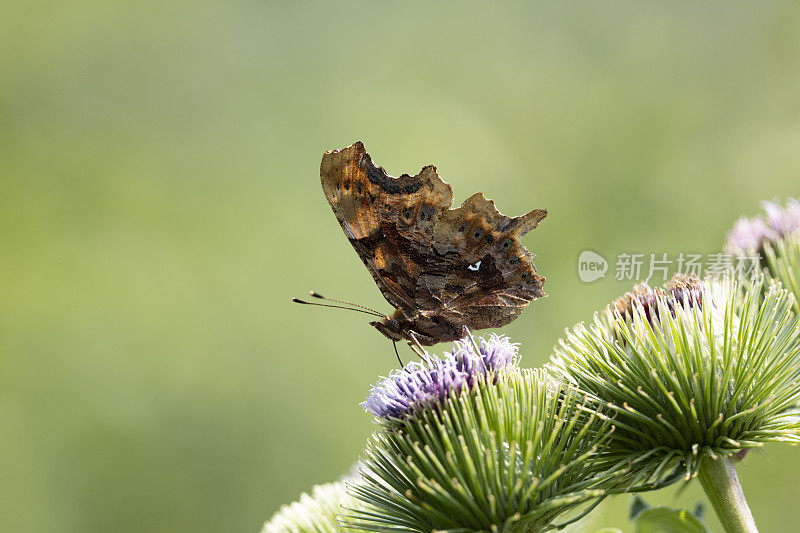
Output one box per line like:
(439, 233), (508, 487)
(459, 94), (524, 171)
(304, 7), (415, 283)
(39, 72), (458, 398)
(578, 250), (608, 283)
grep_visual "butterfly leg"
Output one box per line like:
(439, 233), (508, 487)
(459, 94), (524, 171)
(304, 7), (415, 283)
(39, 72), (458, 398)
(461, 326), (482, 355)
(407, 331), (433, 365)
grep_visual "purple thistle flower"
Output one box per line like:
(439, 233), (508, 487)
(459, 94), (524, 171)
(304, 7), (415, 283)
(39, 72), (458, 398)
(363, 334), (519, 419)
(449, 334), (520, 375)
(727, 217), (777, 254)
(726, 198), (800, 255)
(764, 198), (800, 235)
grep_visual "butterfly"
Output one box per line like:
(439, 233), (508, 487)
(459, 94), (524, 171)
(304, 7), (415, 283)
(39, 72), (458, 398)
(295, 141), (547, 349)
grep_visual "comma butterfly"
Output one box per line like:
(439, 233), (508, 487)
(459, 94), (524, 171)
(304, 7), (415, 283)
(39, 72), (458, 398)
(296, 142), (547, 347)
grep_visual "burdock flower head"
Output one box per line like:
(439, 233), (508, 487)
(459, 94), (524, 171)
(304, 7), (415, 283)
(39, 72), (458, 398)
(726, 198), (800, 311)
(363, 333), (519, 420)
(550, 274), (800, 482)
(611, 274), (705, 324)
(262, 478), (358, 533)
(346, 335), (632, 532)
(726, 198), (800, 256)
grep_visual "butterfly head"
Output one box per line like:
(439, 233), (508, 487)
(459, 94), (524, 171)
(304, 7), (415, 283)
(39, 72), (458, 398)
(369, 319), (403, 342)
(369, 309), (406, 342)
(370, 309), (462, 347)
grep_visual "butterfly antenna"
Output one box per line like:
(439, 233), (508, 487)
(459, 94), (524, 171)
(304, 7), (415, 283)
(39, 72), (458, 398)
(309, 291), (387, 317)
(291, 298), (384, 318)
(392, 341), (403, 367)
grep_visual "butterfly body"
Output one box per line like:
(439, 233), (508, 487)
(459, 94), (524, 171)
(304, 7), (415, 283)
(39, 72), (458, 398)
(320, 142), (547, 346)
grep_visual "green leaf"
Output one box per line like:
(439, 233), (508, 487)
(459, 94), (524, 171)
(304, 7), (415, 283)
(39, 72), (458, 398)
(628, 496), (709, 533)
(629, 495), (650, 519)
(632, 507), (710, 533)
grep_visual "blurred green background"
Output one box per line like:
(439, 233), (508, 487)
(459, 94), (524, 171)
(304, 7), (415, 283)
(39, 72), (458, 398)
(2, 1), (798, 532)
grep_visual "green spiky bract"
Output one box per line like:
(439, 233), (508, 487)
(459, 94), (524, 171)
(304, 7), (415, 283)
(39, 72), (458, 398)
(344, 368), (630, 533)
(764, 235), (800, 314)
(550, 277), (800, 482)
(262, 479), (357, 533)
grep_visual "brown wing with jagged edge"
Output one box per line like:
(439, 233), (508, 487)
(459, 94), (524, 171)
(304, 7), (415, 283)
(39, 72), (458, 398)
(320, 141), (454, 318)
(320, 141), (546, 341)
(421, 192), (546, 331)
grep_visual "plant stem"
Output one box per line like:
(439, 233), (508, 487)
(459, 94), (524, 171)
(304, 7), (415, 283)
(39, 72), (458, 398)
(697, 455), (758, 533)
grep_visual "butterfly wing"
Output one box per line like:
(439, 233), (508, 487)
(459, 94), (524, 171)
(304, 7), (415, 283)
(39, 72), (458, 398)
(320, 142), (546, 341)
(320, 141), (454, 317)
(416, 192), (546, 331)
